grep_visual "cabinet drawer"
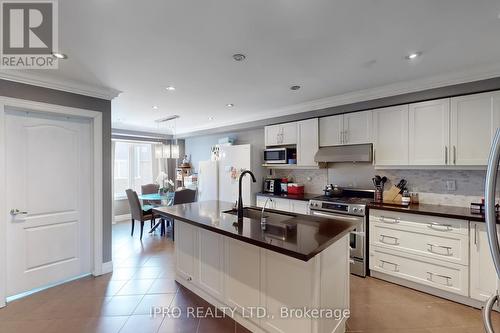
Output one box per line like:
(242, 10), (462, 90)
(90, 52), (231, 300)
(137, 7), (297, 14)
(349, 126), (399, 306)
(369, 246), (468, 296)
(370, 210), (468, 235)
(370, 223), (468, 265)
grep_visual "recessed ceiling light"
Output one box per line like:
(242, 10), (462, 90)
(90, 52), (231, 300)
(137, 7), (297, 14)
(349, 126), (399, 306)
(152, 106), (159, 110)
(165, 86), (176, 91)
(290, 85), (301, 91)
(208, 116), (215, 120)
(226, 103), (234, 107)
(405, 52), (422, 60)
(52, 52), (67, 59)
(233, 54), (246, 61)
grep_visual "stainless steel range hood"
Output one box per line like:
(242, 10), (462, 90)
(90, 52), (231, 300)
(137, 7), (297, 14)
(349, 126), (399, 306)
(314, 144), (373, 163)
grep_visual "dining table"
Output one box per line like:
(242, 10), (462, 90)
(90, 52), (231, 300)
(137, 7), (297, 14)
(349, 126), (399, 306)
(138, 192), (175, 235)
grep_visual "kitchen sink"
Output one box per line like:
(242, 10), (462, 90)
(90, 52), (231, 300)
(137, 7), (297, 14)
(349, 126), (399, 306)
(222, 207), (297, 241)
(222, 207), (295, 222)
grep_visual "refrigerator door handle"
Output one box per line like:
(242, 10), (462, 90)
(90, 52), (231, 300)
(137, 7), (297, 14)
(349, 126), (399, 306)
(485, 128), (500, 278)
(483, 294), (499, 333)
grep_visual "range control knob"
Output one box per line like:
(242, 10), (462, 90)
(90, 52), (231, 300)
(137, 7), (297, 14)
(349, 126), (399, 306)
(352, 207), (358, 213)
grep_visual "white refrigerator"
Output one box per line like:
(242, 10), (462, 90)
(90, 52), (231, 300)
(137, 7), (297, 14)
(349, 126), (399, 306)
(197, 144), (262, 205)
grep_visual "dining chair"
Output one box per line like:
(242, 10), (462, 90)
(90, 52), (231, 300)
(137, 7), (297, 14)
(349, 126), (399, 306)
(141, 183), (160, 227)
(126, 189), (156, 240)
(167, 188), (197, 240)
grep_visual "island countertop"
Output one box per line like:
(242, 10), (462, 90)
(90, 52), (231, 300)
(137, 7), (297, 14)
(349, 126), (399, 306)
(153, 200), (358, 261)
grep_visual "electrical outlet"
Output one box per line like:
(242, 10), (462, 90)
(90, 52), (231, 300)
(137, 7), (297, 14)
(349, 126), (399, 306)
(445, 180), (456, 191)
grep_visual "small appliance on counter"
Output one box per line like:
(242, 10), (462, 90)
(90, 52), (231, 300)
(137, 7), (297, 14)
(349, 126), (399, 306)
(264, 178), (282, 194)
(287, 183), (304, 195)
(264, 147), (296, 164)
(280, 178), (289, 193)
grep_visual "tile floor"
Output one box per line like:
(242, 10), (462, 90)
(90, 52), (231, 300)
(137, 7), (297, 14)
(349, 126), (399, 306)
(1, 220), (500, 333)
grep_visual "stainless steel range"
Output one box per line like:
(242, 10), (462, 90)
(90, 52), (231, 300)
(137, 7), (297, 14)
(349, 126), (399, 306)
(309, 189), (373, 277)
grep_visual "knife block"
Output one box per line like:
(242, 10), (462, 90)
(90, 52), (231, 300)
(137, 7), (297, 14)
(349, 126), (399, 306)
(383, 185), (403, 202)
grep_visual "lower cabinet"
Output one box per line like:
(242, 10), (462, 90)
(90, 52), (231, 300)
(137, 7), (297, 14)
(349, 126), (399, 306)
(470, 222), (499, 302)
(370, 210), (500, 307)
(256, 195), (310, 215)
(175, 220), (349, 333)
(197, 228), (225, 301)
(175, 220), (197, 282)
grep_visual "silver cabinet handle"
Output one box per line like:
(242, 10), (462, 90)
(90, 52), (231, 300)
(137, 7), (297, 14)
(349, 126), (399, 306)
(426, 271), (452, 286)
(373, 148), (376, 165)
(445, 146), (448, 165)
(344, 130), (348, 144)
(474, 223), (478, 246)
(427, 243), (453, 256)
(10, 209), (28, 216)
(351, 231), (365, 237)
(427, 222), (453, 231)
(453, 145), (456, 165)
(379, 234), (400, 245)
(379, 260), (399, 272)
(380, 216), (400, 224)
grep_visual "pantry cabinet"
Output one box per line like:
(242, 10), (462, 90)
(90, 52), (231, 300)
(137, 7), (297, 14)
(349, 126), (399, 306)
(373, 105), (409, 166)
(265, 122), (297, 146)
(470, 222), (499, 302)
(297, 118), (319, 167)
(450, 91), (500, 165)
(319, 111), (372, 147)
(408, 98), (450, 165)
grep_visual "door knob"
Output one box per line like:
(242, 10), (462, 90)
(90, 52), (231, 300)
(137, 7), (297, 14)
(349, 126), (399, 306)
(10, 209), (28, 216)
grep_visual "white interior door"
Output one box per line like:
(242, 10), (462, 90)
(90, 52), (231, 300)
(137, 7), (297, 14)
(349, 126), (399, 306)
(5, 109), (92, 297)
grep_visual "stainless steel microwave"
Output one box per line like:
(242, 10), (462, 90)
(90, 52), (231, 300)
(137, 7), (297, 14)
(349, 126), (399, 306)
(264, 147), (296, 164)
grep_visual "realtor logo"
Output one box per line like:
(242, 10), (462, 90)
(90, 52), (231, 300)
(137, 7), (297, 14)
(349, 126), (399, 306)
(1, 0), (58, 69)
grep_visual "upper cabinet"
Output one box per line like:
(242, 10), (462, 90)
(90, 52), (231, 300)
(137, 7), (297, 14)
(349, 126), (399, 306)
(319, 114), (343, 146)
(409, 99), (450, 165)
(319, 111), (372, 146)
(450, 91), (500, 165)
(265, 122), (297, 146)
(297, 118), (319, 167)
(373, 105), (409, 166)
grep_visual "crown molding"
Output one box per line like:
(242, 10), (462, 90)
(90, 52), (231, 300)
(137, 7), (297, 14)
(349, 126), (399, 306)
(0, 71), (121, 100)
(176, 62), (500, 136)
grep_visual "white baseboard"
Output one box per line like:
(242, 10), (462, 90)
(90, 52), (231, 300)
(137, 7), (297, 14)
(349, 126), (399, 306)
(114, 214), (131, 223)
(101, 261), (113, 275)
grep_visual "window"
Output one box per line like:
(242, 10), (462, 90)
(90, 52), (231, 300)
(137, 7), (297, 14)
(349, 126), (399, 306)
(114, 141), (153, 199)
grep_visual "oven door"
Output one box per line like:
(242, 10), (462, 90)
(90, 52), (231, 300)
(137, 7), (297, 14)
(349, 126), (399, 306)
(309, 210), (365, 260)
(264, 148), (286, 164)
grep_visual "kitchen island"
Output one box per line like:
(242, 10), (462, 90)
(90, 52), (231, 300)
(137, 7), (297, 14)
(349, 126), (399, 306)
(153, 201), (358, 333)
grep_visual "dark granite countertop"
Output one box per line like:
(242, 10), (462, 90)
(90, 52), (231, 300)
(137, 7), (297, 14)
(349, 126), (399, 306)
(153, 201), (358, 261)
(368, 203), (490, 222)
(256, 192), (321, 202)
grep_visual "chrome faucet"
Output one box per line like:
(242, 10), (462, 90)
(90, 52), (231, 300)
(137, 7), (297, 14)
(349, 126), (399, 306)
(237, 170), (257, 221)
(261, 197), (273, 227)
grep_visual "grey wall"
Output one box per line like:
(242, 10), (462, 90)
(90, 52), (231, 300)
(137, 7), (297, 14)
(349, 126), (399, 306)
(0, 79), (113, 263)
(185, 128), (266, 174)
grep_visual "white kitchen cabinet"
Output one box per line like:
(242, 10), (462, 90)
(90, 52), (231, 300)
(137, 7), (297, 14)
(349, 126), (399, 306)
(343, 110), (373, 145)
(297, 118), (319, 167)
(450, 91), (500, 165)
(291, 200), (310, 215)
(409, 99), (450, 165)
(256, 196), (268, 208)
(470, 222), (499, 302)
(224, 238), (261, 323)
(319, 111), (372, 147)
(197, 228), (225, 301)
(272, 197), (291, 211)
(265, 122), (297, 146)
(373, 105), (409, 166)
(175, 221), (197, 282)
(319, 114), (343, 146)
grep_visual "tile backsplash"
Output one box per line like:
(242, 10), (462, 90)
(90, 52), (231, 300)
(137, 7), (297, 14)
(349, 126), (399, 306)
(273, 163), (488, 207)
